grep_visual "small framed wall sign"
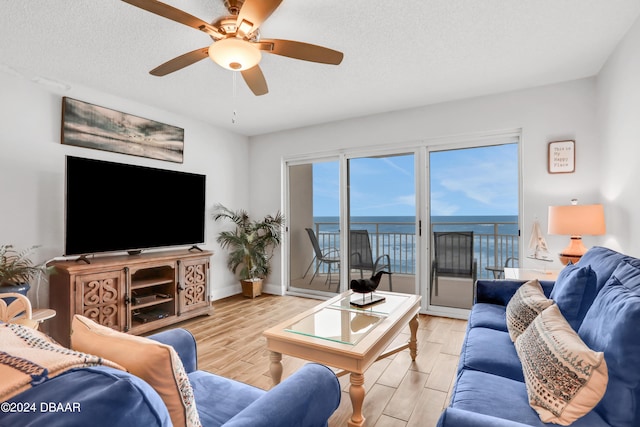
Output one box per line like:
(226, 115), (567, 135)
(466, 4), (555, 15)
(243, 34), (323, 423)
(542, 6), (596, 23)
(548, 140), (575, 174)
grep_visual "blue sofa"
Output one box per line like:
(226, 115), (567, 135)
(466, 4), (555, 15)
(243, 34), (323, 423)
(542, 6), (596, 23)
(437, 246), (640, 427)
(2, 328), (341, 427)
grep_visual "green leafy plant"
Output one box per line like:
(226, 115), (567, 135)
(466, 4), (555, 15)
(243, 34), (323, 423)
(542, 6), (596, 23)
(213, 204), (284, 281)
(0, 244), (49, 286)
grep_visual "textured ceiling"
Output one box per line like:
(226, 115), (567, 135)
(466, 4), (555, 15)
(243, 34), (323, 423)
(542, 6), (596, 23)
(2, 1), (639, 136)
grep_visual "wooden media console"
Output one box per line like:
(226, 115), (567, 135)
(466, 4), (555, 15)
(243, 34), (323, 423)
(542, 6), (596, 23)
(48, 249), (213, 347)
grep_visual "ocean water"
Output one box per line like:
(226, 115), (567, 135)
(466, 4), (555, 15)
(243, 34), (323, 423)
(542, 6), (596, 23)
(312, 215), (519, 276)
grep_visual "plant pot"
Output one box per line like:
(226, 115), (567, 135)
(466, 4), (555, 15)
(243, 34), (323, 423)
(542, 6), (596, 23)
(0, 283), (31, 304)
(241, 279), (262, 298)
(0, 282), (31, 296)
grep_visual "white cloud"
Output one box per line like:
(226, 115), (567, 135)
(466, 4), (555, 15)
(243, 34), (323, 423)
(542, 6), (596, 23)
(382, 158), (413, 176)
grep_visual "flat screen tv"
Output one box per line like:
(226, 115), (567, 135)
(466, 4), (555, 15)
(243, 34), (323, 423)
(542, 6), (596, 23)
(65, 156), (206, 256)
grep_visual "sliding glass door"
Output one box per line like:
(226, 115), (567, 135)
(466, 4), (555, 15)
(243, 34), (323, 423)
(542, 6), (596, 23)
(347, 153), (417, 295)
(286, 153), (418, 297)
(428, 143), (519, 310)
(287, 159), (341, 295)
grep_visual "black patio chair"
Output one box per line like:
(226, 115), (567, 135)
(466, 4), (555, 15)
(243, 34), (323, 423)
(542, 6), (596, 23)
(303, 228), (340, 289)
(349, 229), (392, 291)
(431, 231), (477, 297)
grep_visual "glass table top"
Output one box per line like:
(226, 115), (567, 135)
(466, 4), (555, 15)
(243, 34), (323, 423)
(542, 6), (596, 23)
(284, 307), (384, 345)
(284, 292), (411, 345)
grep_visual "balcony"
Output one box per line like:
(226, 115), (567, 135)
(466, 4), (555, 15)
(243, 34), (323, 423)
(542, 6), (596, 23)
(309, 219), (519, 280)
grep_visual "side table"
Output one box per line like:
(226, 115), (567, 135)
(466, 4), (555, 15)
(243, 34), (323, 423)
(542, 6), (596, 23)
(504, 268), (560, 281)
(32, 308), (57, 323)
(32, 308), (57, 333)
(485, 265), (505, 279)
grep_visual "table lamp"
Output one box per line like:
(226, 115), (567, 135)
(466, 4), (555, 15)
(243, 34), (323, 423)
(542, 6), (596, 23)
(547, 200), (605, 265)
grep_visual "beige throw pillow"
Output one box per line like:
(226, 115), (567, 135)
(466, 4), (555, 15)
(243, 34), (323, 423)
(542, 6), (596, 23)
(515, 304), (608, 425)
(506, 279), (554, 341)
(71, 315), (201, 427)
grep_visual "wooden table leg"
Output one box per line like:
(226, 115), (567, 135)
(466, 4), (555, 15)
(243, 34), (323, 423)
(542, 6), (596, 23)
(409, 314), (419, 361)
(348, 372), (366, 427)
(269, 351), (283, 385)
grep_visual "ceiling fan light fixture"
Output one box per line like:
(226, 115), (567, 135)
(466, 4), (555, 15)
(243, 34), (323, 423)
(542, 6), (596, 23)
(208, 38), (261, 71)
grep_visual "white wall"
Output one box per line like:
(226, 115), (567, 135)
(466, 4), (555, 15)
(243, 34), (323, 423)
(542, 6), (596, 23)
(250, 78), (604, 293)
(0, 72), (250, 306)
(597, 15), (640, 256)
(6, 11), (639, 306)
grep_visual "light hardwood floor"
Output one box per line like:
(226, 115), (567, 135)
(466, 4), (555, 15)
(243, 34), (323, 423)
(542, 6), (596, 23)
(159, 293), (468, 427)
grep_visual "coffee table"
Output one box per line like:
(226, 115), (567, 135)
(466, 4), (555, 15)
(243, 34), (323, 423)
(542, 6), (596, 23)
(264, 290), (421, 427)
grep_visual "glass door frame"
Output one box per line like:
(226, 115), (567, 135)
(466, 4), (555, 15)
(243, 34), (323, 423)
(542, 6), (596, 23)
(422, 131), (522, 319)
(282, 154), (341, 299)
(283, 146), (422, 298)
(343, 148), (420, 296)
(281, 128), (522, 318)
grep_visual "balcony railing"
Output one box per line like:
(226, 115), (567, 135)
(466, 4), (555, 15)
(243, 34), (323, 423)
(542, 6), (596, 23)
(312, 220), (519, 279)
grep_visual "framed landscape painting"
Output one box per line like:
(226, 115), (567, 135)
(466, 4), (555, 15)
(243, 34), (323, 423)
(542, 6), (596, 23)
(61, 97), (184, 163)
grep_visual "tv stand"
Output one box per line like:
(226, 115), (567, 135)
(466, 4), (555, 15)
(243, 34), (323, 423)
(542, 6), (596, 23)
(127, 249), (143, 255)
(48, 249), (213, 347)
(188, 245), (204, 252)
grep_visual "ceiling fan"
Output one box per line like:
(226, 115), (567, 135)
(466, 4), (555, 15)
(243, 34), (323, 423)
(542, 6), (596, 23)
(121, 0), (344, 96)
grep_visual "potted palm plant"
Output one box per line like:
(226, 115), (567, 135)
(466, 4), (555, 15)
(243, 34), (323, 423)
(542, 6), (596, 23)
(213, 204), (284, 298)
(0, 244), (49, 296)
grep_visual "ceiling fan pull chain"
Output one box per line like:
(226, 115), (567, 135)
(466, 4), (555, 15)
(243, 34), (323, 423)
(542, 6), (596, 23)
(232, 71), (238, 124)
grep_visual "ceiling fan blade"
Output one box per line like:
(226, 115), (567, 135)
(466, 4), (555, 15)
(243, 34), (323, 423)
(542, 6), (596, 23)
(236, 0), (282, 37)
(121, 0), (222, 38)
(258, 39), (343, 65)
(241, 65), (268, 96)
(150, 47), (210, 76)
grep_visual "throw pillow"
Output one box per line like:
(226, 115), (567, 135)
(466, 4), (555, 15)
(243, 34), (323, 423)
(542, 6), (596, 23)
(71, 315), (201, 427)
(0, 322), (124, 402)
(577, 246), (630, 292)
(506, 279), (554, 342)
(549, 263), (598, 330)
(515, 304), (608, 425)
(515, 305), (608, 425)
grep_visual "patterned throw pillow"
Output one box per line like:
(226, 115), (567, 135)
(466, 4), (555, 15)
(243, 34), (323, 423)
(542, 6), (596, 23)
(506, 279), (554, 341)
(515, 304), (608, 425)
(71, 315), (201, 427)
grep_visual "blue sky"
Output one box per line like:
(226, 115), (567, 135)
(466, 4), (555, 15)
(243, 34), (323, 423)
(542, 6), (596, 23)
(312, 144), (518, 217)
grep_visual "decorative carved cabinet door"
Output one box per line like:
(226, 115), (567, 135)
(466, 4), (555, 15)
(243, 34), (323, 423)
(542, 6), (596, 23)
(74, 269), (126, 332)
(178, 258), (210, 314)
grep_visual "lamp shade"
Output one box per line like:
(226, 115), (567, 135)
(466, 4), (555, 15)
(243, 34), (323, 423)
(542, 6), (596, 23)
(547, 204), (606, 236)
(208, 38), (261, 71)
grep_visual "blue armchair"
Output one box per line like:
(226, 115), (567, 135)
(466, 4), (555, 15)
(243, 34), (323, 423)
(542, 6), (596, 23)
(2, 327), (341, 427)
